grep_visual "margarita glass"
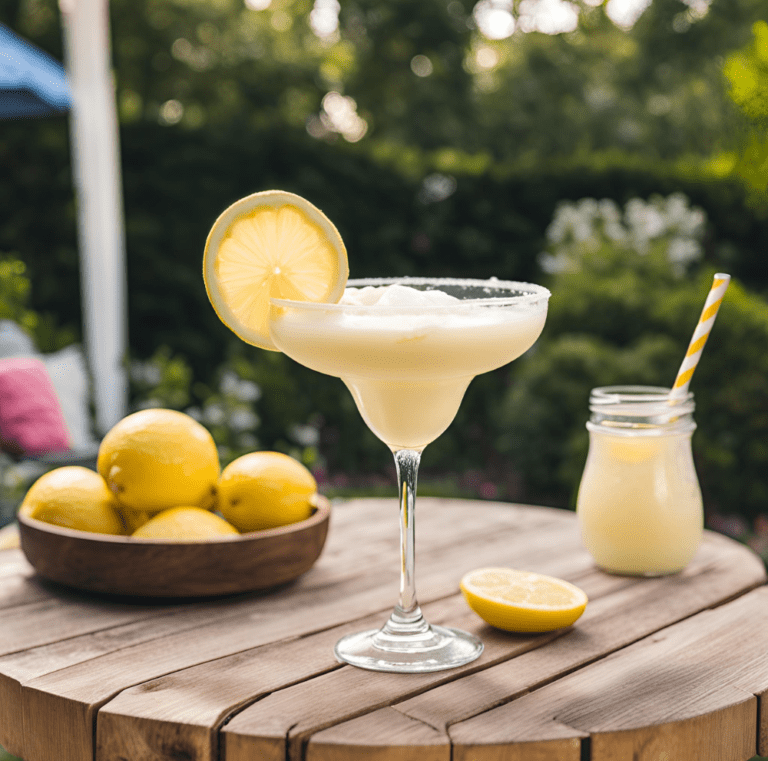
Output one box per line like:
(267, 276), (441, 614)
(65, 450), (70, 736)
(270, 277), (550, 672)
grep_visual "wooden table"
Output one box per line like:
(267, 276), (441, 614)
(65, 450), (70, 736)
(1, 498), (767, 761)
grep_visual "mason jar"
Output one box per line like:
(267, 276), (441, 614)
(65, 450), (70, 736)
(576, 386), (703, 576)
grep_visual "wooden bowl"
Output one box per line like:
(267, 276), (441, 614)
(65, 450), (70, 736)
(17, 496), (330, 598)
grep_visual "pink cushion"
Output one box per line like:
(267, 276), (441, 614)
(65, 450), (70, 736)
(0, 357), (70, 455)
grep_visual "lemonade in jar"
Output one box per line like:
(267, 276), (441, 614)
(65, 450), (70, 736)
(576, 386), (703, 576)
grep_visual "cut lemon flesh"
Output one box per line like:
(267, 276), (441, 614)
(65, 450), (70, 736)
(204, 190), (349, 350)
(460, 567), (588, 633)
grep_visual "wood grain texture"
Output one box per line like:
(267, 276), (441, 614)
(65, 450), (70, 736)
(10, 499), (572, 761)
(96, 594), (560, 761)
(0, 499), (764, 761)
(94, 506), (579, 761)
(221, 530), (766, 761)
(0, 552), (57, 612)
(393, 529), (765, 731)
(449, 585), (768, 761)
(17, 497), (330, 597)
(306, 707), (450, 761)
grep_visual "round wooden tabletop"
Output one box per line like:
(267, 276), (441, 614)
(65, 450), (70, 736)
(0, 498), (766, 761)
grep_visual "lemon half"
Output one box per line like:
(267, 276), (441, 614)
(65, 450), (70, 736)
(460, 567), (588, 633)
(203, 190), (349, 351)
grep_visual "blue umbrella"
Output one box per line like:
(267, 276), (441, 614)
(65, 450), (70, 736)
(0, 23), (71, 119)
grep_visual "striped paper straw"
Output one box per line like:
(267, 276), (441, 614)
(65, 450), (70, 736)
(669, 273), (731, 401)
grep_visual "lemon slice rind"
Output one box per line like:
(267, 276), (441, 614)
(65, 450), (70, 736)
(203, 190), (349, 351)
(460, 567), (588, 633)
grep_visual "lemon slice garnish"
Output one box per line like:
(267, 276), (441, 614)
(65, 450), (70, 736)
(460, 567), (588, 633)
(203, 190), (349, 351)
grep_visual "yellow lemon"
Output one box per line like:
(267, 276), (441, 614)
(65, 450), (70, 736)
(460, 567), (588, 633)
(131, 506), (239, 541)
(19, 466), (125, 535)
(203, 190), (348, 351)
(97, 409), (220, 514)
(217, 451), (317, 532)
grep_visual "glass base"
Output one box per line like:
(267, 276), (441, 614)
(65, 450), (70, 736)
(595, 562), (686, 577)
(335, 620), (483, 673)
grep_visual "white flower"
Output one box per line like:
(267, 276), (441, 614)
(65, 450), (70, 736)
(220, 371), (240, 395)
(626, 198), (667, 240)
(220, 371), (261, 402)
(229, 408), (259, 432)
(237, 433), (258, 449)
(184, 406), (203, 421)
(667, 237), (702, 276)
(538, 252), (579, 275)
(288, 423), (320, 447)
(204, 403), (226, 425)
(541, 192), (707, 277)
(235, 380), (261, 403)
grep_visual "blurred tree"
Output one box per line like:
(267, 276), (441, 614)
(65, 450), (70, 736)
(473, 0), (764, 163)
(723, 20), (768, 199)
(335, 0), (477, 149)
(2, 0), (764, 161)
(109, 0), (326, 130)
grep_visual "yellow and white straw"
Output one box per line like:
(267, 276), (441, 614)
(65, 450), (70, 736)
(669, 273), (730, 401)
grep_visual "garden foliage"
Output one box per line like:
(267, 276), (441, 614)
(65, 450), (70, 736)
(2, 0), (768, 523)
(2, 116), (768, 514)
(500, 196), (768, 518)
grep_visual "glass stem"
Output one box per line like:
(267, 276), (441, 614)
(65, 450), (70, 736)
(382, 447), (430, 637)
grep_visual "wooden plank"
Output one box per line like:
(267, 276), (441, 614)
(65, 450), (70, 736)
(0, 596), (176, 656)
(222, 607), (543, 761)
(0, 551), (54, 611)
(222, 531), (764, 761)
(391, 529), (764, 733)
(93, 511), (584, 761)
(306, 708), (450, 761)
(8, 501), (762, 761)
(0, 498), (556, 661)
(0, 551), (31, 579)
(0, 572), (55, 613)
(590, 703), (755, 761)
(96, 602), (459, 761)
(218, 566), (630, 760)
(449, 585), (768, 761)
(0, 608), (243, 756)
(12, 500), (575, 761)
(319, 709), (583, 761)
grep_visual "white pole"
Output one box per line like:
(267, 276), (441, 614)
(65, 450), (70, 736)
(59, 0), (128, 435)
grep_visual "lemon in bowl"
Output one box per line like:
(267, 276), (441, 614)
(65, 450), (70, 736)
(460, 567), (588, 633)
(97, 408), (220, 515)
(19, 466), (125, 535)
(217, 451), (317, 532)
(131, 507), (239, 541)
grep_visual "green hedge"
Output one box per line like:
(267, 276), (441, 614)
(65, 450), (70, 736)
(2, 118), (767, 378)
(499, 262), (768, 518)
(3, 119), (768, 513)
